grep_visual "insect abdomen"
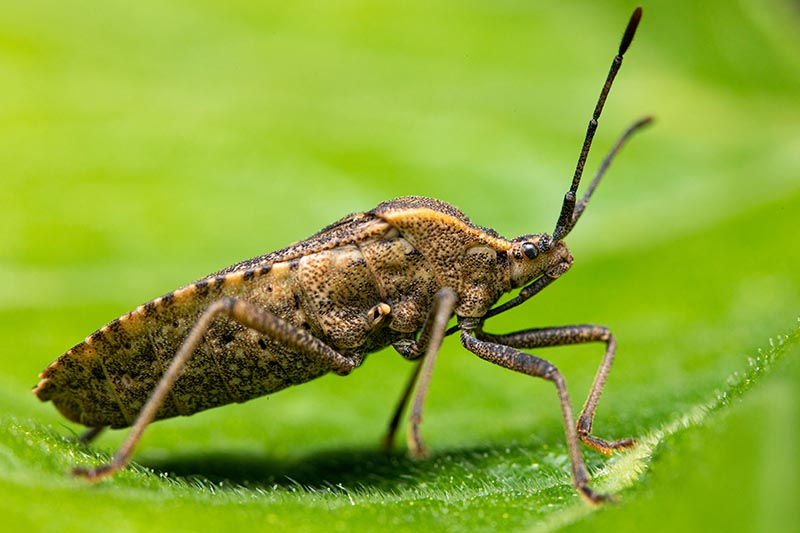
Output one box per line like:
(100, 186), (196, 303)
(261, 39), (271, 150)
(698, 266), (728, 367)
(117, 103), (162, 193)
(34, 266), (331, 428)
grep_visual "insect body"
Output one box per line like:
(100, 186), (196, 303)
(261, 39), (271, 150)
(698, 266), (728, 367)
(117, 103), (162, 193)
(35, 198), (533, 427)
(34, 8), (648, 504)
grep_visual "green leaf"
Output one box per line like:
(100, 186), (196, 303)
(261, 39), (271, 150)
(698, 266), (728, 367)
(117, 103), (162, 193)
(2, 1), (798, 531)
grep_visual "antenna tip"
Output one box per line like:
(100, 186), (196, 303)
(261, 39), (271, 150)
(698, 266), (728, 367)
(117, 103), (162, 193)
(619, 7), (643, 56)
(620, 116), (655, 139)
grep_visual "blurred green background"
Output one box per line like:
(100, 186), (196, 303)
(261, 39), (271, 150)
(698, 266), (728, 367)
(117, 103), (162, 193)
(1, 0), (799, 531)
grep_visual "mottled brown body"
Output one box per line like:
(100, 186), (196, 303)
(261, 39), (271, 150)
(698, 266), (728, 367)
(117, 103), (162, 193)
(35, 197), (551, 428)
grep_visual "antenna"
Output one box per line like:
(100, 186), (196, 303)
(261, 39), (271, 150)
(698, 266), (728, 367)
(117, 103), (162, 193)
(552, 7), (644, 242)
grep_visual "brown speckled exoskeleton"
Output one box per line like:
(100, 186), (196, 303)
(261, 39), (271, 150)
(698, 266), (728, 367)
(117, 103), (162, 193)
(34, 8), (649, 504)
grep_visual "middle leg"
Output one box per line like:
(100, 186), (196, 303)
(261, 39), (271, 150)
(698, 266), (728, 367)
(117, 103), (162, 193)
(382, 288), (459, 456)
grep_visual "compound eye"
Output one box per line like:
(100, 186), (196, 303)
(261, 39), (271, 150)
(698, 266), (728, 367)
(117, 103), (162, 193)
(522, 242), (539, 259)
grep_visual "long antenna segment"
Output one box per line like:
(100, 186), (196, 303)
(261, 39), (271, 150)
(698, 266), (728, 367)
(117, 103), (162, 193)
(552, 7), (644, 242)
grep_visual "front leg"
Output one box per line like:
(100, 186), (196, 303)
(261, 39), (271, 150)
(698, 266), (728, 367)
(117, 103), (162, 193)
(460, 330), (609, 504)
(479, 325), (634, 455)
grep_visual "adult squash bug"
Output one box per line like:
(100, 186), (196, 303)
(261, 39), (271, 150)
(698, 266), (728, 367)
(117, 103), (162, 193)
(34, 7), (649, 504)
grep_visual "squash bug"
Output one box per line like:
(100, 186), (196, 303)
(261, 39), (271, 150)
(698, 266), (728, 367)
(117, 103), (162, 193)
(34, 7), (649, 504)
